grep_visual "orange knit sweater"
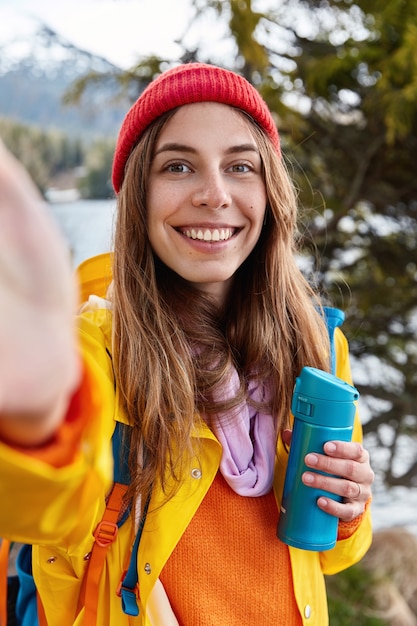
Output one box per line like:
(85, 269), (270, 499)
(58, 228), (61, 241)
(160, 472), (303, 625)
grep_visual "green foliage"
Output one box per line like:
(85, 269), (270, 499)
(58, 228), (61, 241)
(228, 0), (270, 73)
(0, 118), (115, 200)
(0, 118), (84, 193)
(326, 565), (388, 626)
(77, 138), (115, 199)
(64, 56), (167, 108)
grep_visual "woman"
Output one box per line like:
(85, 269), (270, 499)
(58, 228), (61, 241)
(0, 63), (374, 625)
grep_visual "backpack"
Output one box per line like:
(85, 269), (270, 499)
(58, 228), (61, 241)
(0, 253), (345, 625)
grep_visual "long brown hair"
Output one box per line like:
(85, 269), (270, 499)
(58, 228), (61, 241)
(112, 108), (330, 503)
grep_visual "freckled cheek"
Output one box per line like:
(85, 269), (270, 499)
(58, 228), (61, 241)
(147, 202), (170, 230)
(148, 188), (183, 223)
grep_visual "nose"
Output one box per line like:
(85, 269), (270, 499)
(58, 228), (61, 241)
(191, 172), (231, 210)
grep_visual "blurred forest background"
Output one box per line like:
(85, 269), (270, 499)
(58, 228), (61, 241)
(1, 1), (417, 623)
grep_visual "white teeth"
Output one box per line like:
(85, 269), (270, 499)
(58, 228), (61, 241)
(184, 228), (233, 242)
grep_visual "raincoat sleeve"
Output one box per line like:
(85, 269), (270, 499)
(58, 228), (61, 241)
(0, 309), (116, 547)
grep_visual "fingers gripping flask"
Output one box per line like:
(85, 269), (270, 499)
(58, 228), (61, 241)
(277, 367), (359, 551)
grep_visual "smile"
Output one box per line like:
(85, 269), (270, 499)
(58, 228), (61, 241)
(182, 228), (235, 242)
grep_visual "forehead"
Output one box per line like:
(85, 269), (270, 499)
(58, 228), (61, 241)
(158, 101), (257, 143)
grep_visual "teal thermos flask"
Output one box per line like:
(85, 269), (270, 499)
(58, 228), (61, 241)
(277, 366), (359, 551)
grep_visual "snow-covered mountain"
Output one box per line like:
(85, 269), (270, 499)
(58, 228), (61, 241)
(0, 13), (130, 138)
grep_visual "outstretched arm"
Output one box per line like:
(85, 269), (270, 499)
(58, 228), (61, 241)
(0, 141), (81, 446)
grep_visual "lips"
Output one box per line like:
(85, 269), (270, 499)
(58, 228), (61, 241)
(181, 227), (235, 242)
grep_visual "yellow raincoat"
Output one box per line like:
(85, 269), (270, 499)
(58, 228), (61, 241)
(0, 254), (372, 625)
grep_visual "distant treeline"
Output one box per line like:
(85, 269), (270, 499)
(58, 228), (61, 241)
(0, 117), (115, 199)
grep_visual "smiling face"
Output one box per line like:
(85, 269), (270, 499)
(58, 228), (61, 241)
(146, 102), (267, 305)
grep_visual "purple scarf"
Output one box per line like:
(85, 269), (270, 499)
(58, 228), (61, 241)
(209, 367), (277, 496)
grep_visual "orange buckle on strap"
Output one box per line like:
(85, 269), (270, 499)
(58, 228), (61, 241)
(94, 520), (118, 547)
(116, 571), (139, 598)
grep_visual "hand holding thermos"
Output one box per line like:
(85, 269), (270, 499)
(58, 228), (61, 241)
(277, 367), (371, 551)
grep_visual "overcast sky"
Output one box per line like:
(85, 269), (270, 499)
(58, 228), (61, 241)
(0, 0), (231, 68)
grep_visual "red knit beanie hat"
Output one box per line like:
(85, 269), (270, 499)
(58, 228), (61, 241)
(112, 62), (280, 192)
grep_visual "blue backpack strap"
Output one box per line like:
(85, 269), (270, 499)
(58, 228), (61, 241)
(112, 422), (133, 527)
(117, 490), (151, 617)
(321, 306), (345, 375)
(112, 421), (131, 487)
(15, 544), (39, 626)
(112, 421), (151, 617)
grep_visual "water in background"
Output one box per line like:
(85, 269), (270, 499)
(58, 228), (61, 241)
(49, 198), (116, 269)
(49, 198), (417, 536)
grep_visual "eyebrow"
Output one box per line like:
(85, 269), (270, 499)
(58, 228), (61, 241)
(154, 142), (259, 157)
